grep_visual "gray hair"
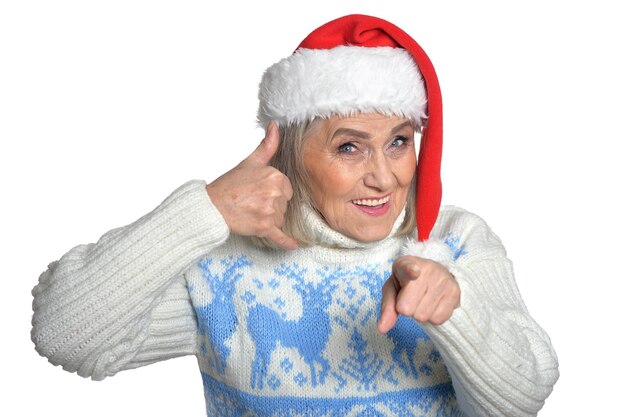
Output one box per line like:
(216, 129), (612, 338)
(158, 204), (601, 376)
(251, 119), (417, 249)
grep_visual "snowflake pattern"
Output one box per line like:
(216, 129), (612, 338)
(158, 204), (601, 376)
(444, 232), (468, 260)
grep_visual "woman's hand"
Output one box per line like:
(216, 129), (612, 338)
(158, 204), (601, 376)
(378, 255), (460, 333)
(206, 122), (298, 250)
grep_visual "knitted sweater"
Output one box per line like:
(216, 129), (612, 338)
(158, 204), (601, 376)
(31, 180), (559, 417)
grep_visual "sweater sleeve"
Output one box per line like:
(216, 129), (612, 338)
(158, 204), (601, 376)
(31, 180), (230, 380)
(401, 206), (559, 417)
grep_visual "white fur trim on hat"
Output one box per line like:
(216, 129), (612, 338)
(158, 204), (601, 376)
(257, 46), (427, 128)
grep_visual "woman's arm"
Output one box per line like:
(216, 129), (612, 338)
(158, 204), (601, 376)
(400, 206), (559, 417)
(31, 180), (230, 380)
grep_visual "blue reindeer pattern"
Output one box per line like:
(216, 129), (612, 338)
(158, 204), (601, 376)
(194, 259), (461, 416)
(358, 263), (432, 381)
(195, 256), (251, 374)
(247, 264), (343, 390)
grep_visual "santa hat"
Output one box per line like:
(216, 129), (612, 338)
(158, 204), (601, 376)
(257, 14), (442, 242)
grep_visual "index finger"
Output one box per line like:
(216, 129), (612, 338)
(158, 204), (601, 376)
(392, 256), (421, 285)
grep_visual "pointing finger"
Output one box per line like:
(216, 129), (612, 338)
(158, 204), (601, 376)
(392, 256), (421, 286)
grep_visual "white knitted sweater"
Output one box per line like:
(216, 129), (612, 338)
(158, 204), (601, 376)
(31, 180), (559, 416)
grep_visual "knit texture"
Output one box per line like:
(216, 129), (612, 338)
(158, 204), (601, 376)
(31, 180), (559, 416)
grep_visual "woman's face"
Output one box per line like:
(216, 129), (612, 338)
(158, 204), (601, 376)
(302, 113), (417, 242)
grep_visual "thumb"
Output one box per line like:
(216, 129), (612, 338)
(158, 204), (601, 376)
(378, 278), (399, 334)
(248, 121), (280, 165)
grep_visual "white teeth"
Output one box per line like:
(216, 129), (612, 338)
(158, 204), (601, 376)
(353, 196), (390, 206)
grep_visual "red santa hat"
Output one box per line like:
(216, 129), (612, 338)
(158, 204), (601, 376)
(257, 14), (442, 242)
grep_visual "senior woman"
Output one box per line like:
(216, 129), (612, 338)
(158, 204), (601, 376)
(31, 14), (558, 417)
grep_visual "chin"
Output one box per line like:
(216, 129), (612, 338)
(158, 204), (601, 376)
(348, 225), (394, 243)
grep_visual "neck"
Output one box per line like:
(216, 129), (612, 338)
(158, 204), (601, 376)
(301, 204), (408, 249)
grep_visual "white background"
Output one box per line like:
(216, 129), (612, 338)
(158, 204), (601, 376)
(1, 0), (624, 415)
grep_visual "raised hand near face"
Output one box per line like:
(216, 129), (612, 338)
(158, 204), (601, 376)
(206, 122), (298, 250)
(378, 255), (461, 333)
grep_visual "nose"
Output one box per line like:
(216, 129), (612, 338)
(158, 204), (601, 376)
(363, 152), (394, 191)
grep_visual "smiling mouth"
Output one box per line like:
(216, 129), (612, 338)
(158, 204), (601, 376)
(352, 195), (391, 207)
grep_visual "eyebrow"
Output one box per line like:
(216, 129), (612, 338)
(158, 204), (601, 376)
(331, 121), (413, 141)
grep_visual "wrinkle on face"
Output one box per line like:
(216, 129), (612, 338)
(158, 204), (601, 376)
(302, 113), (417, 242)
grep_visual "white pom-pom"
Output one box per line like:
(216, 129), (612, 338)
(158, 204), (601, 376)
(400, 238), (454, 264)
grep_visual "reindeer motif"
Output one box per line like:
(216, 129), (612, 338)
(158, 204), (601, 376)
(388, 316), (430, 379)
(195, 256), (251, 374)
(358, 265), (430, 380)
(247, 264), (343, 389)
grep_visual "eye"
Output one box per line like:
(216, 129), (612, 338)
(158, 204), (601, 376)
(390, 136), (409, 148)
(338, 142), (357, 153)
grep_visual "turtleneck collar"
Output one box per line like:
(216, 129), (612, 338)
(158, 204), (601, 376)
(301, 204), (408, 249)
